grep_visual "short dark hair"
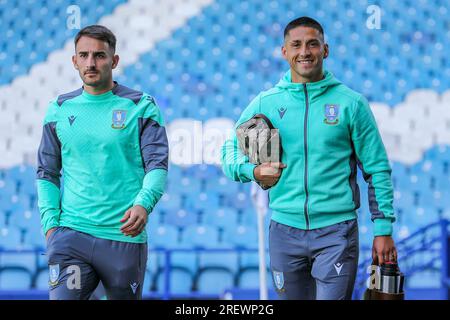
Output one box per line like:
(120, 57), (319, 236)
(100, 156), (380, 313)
(284, 17), (324, 39)
(74, 25), (117, 52)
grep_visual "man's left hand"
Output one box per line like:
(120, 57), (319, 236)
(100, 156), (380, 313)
(120, 205), (148, 237)
(372, 235), (397, 265)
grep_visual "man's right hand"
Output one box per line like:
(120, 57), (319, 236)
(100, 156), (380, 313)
(254, 162), (287, 188)
(45, 227), (57, 241)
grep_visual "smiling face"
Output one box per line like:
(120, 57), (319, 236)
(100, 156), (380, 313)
(282, 26), (329, 83)
(72, 36), (119, 94)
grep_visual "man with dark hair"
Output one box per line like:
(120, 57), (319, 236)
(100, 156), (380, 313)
(221, 16), (397, 299)
(37, 25), (169, 300)
(74, 24), (117, 52)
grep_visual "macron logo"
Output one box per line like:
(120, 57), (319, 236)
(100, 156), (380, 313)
(334, 262), (344, 275)
(68, 115), (76, 126)
(278, 107), (287, 119)
(130, 282), (139, 294)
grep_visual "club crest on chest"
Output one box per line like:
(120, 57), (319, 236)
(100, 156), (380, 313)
(324, 104), (339, 125)
(112, 110), (127, 129)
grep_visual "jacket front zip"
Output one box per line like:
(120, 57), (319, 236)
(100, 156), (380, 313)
(303, 84), (310, 229)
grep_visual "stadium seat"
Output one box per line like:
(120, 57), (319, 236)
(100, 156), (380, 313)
(154, 267), (194, 295)
(156, 192), (182, 213)
(147, 224), (179, 249)
(224, 191), (251, 210)
(142, 269), (153, 295)
(180, 224), (240, 271)
(203, 207), (239, 229)
(0, 267), (32, 290)
(223, 225), (258, 249)
(167, 176), (201, 194)
(181, 224), (220, 248)
(406, 271), (441, 288)
(164, 209), (198, 228)
(33, 267), (49, 290)
(185, 192), (221, 212)
(0, 179), (17, 204)
(9, 206), (39, 231)
(236, 267), (274, 290)
(205, 176), (240, 196)
(1, 0), (450, 299)
(0, 226), (24, 250)
(0, 250), (36, 274)
(194, 267), (235, 295)
(146, 250), (159, 276)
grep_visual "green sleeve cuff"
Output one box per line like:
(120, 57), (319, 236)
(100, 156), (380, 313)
(133, 169), (167, 214)
(374, 218), (393, 236)
(241, 163), (257, 181)
(43, 220), (60, 236)
(133, 201), (150, 214)
(37, 179), (61, 236)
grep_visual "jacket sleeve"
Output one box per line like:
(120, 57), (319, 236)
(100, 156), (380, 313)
(350, 95), (395, 236)
(36, 101), (62, 235)
(133, 96), (168, 213)
(221, 94), (262, 183)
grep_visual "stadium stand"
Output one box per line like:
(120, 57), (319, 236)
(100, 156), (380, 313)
(0, 0), (449, 299)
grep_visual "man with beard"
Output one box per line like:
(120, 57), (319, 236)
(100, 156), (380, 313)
(221, 17), (397, 300)
(37, 25), (168, 299)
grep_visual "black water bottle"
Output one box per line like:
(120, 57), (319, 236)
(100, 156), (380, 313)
(379, 262), (405, 294)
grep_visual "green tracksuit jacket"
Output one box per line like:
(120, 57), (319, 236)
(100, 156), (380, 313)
(222, 70), (395, 236)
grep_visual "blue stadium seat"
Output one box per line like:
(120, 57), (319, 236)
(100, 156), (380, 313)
(23, 221), (45, 250)
(408, 207), (440, 228)
(198, 246), (239, 274)
(223, 224), (258, 249)
(4, 165), (35, 188)
(236, 267), (274, 290)
(0, 267), (32, 289)
(240, 208), (272, 228)
(147, 224), (179, 249)
(142, 269), (153, 295)
(407, 271), (441, 288)
(171, 246), (197, 275)
(156, 193), (182, 213)
(184, 164), (222, 180)
(0, 210), (6, 229)
(0, 226), (24, 250)
(0, 179), (17, 204)
(155, 267), (194, 295)
(195, 268), (235, 295)
(33, 267), (49, 290)
(147, 225), (197, 273)
(205, 176), (240, 196)
(203, 207), (238, 229)
(185, 192), (220, 212)
(0, 250), (36, 274)
(1, 0), (449, 299)
(224, 191), (251, 210)
(182, 224), (239, 272)
(9, 206), (39, 231)
(167, 176), (201, 194)
(146, 250), (159, 276)
(181, 225), (220, 248)
(432, 191), (450, 211)
(165, 209), (198, 228)
(394, 190), (415, 208)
